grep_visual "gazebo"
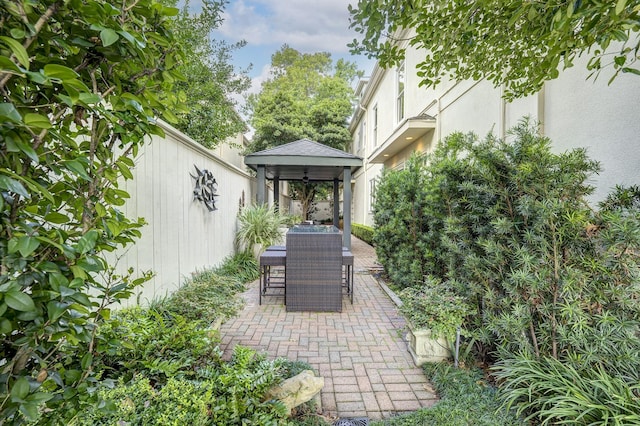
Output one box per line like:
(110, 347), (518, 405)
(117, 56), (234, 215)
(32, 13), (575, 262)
(244, 139), (363, 249)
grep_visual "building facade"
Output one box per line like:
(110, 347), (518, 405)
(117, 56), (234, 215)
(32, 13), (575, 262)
(349, 31), (640, 227)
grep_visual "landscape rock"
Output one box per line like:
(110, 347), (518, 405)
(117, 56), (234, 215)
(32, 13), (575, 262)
(265, 369), (324, 413)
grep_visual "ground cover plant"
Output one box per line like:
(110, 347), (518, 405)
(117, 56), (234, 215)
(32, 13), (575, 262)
(373, 119), (640, 424)
(371, 363), (521, 426)
(45, 252), (324, 425)
(162, 252), (258, 325)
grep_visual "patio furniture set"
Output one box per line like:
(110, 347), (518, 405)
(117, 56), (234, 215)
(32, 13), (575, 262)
(259, 225), (354, 312)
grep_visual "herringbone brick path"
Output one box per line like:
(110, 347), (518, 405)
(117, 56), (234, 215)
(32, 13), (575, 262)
(219, 236), (437, 420)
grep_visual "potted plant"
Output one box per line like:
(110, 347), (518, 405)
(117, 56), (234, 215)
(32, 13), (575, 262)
(235, 204), (287, 257)
(398, 277), (471, 366)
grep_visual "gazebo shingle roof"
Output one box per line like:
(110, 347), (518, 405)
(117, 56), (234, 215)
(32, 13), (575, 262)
(249, 138), (360, 160)
(244, 138), (362, 181)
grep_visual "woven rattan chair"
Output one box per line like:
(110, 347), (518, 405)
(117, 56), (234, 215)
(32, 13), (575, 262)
(285, 231), (343, 312)
(258, 250), (286, 305)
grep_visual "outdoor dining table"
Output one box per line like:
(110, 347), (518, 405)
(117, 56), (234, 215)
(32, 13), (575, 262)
(258, 225), (354, 310)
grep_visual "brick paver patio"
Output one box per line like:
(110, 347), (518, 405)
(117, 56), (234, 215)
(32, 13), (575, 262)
(219, 236), (438, 421)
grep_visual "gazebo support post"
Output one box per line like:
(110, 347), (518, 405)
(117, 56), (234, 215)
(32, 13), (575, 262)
(342, 167), (352, 250)
(273, 176), (280, 212)
(333, 178), (340, 227)
(257, 165), (266, 205)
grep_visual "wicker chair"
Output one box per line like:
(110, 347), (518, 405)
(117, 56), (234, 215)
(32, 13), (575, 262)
(285, 231), (343, 312)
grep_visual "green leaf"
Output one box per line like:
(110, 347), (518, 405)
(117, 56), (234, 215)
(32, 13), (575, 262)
(17, 236), (40, 257)
(11, 377), (30, 400)
(78, 92), (101, 105)
(0, 102), (22, 123)
(615, 0), (627, 15)
(622, 67), (640, 75)
(24, 112), (52, 130)
(0, 174), (29, 198)
(0, 318), (11, 334)
(5, 291), (36, 312)
(63, 159), (91, 181)
(14, 139), (39, 163)
(116, 160), (134, 179)
(100, 29), (119, 47)
(162, 108), (179, 123)
(44, 212), (69, 224)
(0, 36), (30, 69)
(70, 265), (87, 279)
(47, 300), (69, 322)
(75, 230), (99, 254)
(0, 55), (23, 75)
(18, 403), (39, 421)
(43, 64), (79, 81)
(80, 353), (93, 370)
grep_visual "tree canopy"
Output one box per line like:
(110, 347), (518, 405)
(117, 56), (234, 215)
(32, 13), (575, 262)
(247, 45), (360, 218)
(348, 0), (640, 99)
(248, 45), (359, 153)
(165, 0), (251, 148)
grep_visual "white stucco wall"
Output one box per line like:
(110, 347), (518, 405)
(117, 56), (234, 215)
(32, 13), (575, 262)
(351, 38), (640, 227)
(543, 64), (640, 201)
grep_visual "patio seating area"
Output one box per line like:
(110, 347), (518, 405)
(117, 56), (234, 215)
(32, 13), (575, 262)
(259, 225), (354, 310)
(219, 236), (438, 420)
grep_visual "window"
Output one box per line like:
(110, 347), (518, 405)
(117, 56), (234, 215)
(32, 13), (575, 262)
(372, 105), (378, 146)
(358, 119), (366, 152)
(369, 178), (377, 212)
(396, 61), (405, 122)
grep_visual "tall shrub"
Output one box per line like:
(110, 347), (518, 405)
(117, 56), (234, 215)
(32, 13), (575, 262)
(373, 155), (433, 287)
(375, 119), (640, 364)
(0, 1), (183, 422)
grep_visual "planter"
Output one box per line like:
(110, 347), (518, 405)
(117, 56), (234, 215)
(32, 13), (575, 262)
(406, 324), (450, 366)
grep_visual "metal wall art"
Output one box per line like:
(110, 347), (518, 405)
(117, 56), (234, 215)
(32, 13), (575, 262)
(191, 165), (218, 211)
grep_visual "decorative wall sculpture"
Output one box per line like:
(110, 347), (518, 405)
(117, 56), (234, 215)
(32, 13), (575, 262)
(191, 165), (218, 211)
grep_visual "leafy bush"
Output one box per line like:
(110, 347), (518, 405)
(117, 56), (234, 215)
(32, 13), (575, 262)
(494, 354), (640, 425)
(214, 251), (260, 284)
(373, 154), (440, 288)
(93, 307), (220, 384)
(195, 346), (290, 425)
(79, 347), (297, 425)
(371, 363), (521, 426)
(374, 119), (640, 365)
(0, 0), (184, 422)
(351, 223), (375, 245)
(235, 204), (287, 253)
(163, 269), (246, 325)
(76, 376), (213, 426)
(374, 119), (640, 423)
(398, 277), (472, 340)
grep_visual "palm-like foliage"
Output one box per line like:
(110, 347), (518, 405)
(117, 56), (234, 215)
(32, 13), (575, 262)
(235, 204), (287, 253)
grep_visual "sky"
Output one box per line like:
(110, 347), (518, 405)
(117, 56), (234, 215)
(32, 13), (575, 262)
(207, 0), (375, 96)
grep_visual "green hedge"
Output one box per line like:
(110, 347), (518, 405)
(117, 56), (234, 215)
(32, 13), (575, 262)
(351, 223), (375, 245)
(373, 119), (640, 423)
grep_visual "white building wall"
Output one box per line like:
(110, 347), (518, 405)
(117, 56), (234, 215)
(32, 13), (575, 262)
(117, 122), (253, 304)
(543, 64), (640, 201)
(351, 39), (640, 227)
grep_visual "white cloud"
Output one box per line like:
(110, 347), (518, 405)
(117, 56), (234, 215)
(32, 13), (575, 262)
(217, 0), (357, 54)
